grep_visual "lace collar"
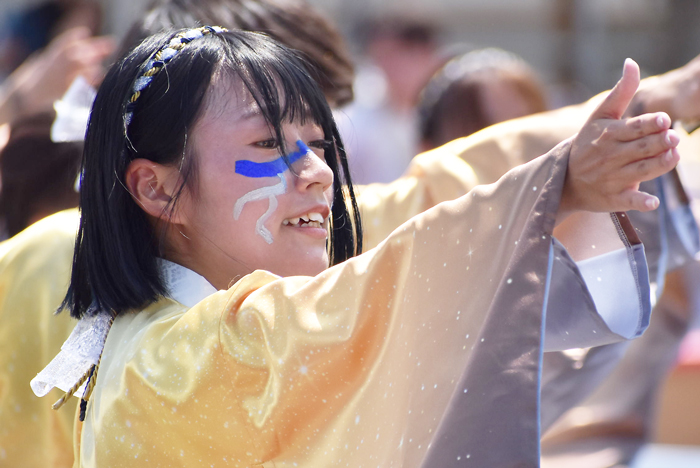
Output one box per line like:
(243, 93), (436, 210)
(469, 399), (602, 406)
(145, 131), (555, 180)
(31, 260), (218, 400)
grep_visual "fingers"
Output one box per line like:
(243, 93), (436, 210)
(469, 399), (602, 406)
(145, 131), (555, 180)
(620, 188), (660, 212)
(619, 147), (680, 184)
(565, 59), (681, 215)
(589, 58), (641, 121)
(88, 36), (116, 59)
(615, 112), (671, 142)
(62, 35), (115, 87)
(611, 128), (680, 167)
(596, 147), (679, 213)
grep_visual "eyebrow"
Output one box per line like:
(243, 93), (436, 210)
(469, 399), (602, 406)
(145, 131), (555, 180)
(237, 105), (264, 120)
(234, 140), (311, 178)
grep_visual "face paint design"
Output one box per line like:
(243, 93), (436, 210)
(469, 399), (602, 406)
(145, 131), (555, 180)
(232, 140), (313, 244)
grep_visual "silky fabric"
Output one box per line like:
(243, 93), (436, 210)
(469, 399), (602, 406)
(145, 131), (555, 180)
(540, 263), (700, 468)
(0, 140), (515, 466)
(0, 210), (79, 467)
(437, 106), (699, 466)
(10, 149), (643, 467)
(8, 93), (694, 465)
(539, 127), (700, 468)
(73, 142), (639, 467)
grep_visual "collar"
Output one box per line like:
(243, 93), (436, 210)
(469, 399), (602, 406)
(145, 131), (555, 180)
(157, 258), (219, 308)
(31, 260), (218, 399)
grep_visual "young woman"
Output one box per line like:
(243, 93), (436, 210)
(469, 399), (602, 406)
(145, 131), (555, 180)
(31, 27), (679, 466)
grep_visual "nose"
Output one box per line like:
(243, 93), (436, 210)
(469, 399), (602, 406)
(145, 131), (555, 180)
(291, 140), (334, 192)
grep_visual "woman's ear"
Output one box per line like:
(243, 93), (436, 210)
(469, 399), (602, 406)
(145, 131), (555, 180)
(125, 159), (182, 222)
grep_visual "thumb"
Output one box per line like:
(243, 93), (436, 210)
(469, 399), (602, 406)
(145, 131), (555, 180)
(589, 58), (640, 121)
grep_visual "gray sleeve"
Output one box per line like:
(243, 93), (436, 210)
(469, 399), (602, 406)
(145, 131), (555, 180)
(544, 237), (650, 352)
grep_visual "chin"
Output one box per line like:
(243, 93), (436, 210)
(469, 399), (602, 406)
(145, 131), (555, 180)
(276, 254), (329, 278)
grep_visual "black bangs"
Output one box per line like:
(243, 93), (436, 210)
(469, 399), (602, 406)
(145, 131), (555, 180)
(216, 31), (362, 266)
(218, 31), (332, 149)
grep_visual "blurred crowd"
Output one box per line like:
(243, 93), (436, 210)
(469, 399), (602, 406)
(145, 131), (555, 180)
(0, 0), (699, 467)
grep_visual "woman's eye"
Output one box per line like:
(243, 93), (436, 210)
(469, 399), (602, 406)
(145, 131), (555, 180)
(308, 139), (332, 151)
(254, 139), (279, 149)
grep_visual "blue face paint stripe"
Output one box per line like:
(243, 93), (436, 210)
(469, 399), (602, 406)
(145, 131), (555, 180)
(235, 140), (312, 178)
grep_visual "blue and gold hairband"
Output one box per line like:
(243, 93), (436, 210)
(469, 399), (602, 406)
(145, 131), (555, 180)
(125, 26), (228, 126)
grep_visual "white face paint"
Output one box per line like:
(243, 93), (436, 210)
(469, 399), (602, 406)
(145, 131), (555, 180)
(231, 140), (311, 244)
(172, 75), (334, 285)
(233, 174), (287, 244)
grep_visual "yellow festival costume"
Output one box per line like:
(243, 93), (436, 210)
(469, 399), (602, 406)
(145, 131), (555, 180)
(29, 142), (654, 467)
(2, 95), (694, 465)
(0, 210), (79, 467)
(3, 90), (698, 466)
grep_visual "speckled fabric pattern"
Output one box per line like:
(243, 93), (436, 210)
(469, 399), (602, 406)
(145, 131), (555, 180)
(70, 142), (646, 467)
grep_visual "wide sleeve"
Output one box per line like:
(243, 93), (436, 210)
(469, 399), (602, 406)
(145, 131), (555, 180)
(358, 143), (655, 355)
(451, 107), (699, 300)
(357, 148), (479, 250)
(79, 142), (651, 468)
(539, 261), (700, 465)
(215, 147), (570, 467)
(544, 218), (651, 351)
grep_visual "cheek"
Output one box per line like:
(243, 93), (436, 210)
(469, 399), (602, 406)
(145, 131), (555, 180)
(232, 177), (287, 218)
(324, 185), (335, 207)
(189, 175), (249, 230)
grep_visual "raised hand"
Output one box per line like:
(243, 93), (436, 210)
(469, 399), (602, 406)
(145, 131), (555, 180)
(559, 59), (680, 219)
(0, 27), (114, 124)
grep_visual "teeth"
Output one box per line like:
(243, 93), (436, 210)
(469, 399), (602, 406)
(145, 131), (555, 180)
(284, 212), (326, 227)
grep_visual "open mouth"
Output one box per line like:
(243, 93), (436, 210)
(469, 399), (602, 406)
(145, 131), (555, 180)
(282, 212), (326, 228)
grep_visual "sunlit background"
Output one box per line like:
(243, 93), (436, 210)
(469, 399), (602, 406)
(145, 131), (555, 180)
(1, 0), (699, 466)
(3, 0), (700, 105)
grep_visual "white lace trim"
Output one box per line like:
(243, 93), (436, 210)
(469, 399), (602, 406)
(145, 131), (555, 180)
(30, 310), (112, 398)
(30, 261), (218, 399)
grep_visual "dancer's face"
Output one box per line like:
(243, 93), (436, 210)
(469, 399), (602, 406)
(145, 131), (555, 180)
(172, 76), (334, 288)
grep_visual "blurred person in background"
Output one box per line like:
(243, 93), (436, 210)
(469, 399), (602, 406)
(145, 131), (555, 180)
(0, 113), (82, 239)
(337, 15), (443, 184)
(418, 47), (548, 152)
(0, 27), (114, 127)
(0, 8), (112, 468)
(0, 0), (102, 78)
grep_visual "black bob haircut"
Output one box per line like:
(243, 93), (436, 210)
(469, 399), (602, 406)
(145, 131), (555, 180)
(63, 28), (362, 319)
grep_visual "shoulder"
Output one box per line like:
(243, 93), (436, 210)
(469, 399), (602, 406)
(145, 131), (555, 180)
(110, 270), (283, 351)
(0, 208), (79, 265)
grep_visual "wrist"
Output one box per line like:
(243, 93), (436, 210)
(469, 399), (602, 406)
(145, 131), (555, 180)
(630, 74), (676, 119)
(556, 175), (579, 227)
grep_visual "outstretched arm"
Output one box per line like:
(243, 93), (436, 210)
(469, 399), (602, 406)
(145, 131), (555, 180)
(559, 59), (680, 221)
